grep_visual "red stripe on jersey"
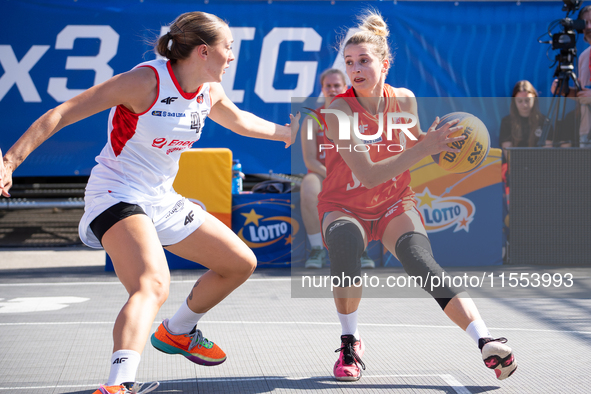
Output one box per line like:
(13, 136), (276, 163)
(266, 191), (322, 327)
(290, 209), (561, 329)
(110, 106), (140, 157)
(167, 60), (202, 100)
(110, 65), (159, 157)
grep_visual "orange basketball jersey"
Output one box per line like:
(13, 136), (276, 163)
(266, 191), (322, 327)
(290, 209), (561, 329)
(317, 85), (414, 219)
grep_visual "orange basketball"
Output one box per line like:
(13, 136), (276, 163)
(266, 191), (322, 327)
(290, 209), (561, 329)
(431, 112), (490, 174)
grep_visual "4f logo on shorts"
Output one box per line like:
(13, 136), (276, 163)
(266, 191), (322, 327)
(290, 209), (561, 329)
(184, 210), (194, 225)
(191, 112), (202, 134)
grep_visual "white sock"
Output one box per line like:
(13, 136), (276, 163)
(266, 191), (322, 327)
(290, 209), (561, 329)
(466, 319), (491, 345)
(167, 299), (206, 335)
(337, 310), (360, 340)
(106, 349), (141, 386)
(307, 232), (323, 248)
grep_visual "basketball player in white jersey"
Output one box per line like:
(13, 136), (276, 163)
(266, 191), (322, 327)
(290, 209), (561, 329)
(1, 11), (299, 394)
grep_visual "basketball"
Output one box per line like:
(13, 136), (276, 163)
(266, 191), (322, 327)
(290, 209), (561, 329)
(431, 112), (490, 174)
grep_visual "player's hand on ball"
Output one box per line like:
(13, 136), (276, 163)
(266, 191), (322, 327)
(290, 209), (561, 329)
(421, 117), (465, 156)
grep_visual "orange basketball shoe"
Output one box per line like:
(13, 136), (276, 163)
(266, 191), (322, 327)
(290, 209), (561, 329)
(151, 319), (226, 366)
(92, 381), (159, 394)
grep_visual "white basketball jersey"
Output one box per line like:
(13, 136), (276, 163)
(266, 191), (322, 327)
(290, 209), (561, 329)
(86, 59), (212, 200)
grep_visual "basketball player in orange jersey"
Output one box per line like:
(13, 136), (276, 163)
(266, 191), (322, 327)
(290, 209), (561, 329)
(317, 10), (517, 382)
(301, 68), (375, 269)
(1, 11), (299, 394)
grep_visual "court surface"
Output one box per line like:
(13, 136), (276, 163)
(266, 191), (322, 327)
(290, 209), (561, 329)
(0, 247), (589, 394)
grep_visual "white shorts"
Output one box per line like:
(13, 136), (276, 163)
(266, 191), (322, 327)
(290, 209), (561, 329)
(78, 190), (206, 249)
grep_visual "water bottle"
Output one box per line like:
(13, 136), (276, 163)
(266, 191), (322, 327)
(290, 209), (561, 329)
(232, 159), (243, 194)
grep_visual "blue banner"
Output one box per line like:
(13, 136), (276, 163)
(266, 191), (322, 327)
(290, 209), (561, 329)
(0, 1), (576, 176)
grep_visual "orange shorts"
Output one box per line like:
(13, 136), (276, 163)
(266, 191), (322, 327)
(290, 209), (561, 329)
(319, 195), (420, 244)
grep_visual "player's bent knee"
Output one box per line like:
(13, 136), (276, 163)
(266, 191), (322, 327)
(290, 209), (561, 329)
(325, 220), (364, 286)
(235, 248), (257, 279)
(394, 232), (464, 310)
(133, 277), (169, 307)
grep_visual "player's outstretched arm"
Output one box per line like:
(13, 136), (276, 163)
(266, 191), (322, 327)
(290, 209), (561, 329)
(325, 97), (464, 189)
(208, 83), (300, 148)
(0, 147), (10, 197)
(1, 67), (157, 196)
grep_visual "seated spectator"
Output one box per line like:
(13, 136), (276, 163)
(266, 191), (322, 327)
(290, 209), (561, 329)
(499, 80), (553, 161)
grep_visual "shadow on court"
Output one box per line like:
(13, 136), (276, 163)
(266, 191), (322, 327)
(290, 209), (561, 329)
(60, 377), (501, 394)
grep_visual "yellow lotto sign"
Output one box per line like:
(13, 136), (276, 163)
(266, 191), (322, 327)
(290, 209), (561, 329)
(410, 148), (502, 233)
(173, 148), (233, 228)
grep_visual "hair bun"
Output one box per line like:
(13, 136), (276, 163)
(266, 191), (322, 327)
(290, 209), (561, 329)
(361, 13), (389, 38)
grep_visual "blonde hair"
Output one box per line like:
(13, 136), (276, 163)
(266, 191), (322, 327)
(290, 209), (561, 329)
(155, 12), (227, 63)
(319, 68), (347, 87)
(344, 10), (393, 69)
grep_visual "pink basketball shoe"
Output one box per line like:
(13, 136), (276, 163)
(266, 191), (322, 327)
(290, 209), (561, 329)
(333, 334), (366, 381)
(479, 337), (517, 380)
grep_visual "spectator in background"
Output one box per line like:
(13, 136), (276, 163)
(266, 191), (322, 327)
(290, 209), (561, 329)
(499, 80), (555, 161)
(300, 68), (375, 269)
(499, 80), (566, 263)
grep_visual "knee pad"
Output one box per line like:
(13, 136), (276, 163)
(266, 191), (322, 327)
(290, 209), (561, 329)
(325, 220), (364, 287)
(395, 232), (465, 310)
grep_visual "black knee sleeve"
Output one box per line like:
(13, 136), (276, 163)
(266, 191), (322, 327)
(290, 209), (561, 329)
(325, 220), (364, 287)
(395, 232), (465, 310)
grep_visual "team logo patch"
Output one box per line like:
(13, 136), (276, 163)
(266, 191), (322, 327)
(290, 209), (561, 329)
(196, 94), (204, 104)
(152, 111), (185, 117)
(415, 187), (475, 233)
(152, 138), (167, 148)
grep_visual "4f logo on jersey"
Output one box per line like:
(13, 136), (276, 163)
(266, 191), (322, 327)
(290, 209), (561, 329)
(161, 96), (178, 105)
(184, 210), (195, 225)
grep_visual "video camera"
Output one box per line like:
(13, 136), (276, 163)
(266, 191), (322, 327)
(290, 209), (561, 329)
(550, 0), (585, 51)
(538, 0), (586, 83)
(537, 0), (586, 147)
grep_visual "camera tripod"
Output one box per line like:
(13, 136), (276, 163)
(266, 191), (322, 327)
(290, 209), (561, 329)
(539, 56), (581, 147)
